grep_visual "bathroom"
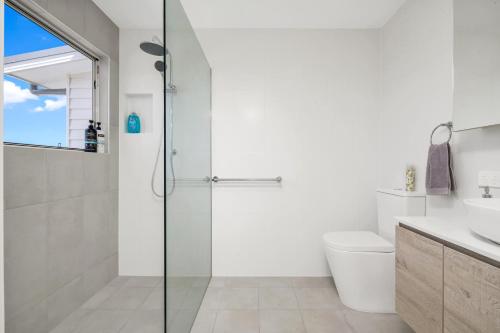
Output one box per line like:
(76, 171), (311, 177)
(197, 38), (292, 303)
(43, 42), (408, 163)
(0, 0), (499, 332)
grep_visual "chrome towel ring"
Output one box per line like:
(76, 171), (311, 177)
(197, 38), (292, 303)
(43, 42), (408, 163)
(430, 121), (453, 145)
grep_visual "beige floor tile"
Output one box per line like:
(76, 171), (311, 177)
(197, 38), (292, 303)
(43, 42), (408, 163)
(376, 314), (413, 333)
(120, 310), (163, 333)
(50, 276), (414, 333)
(259, 288), (298, 309)
(181, 287), (208, 310)
(292, 277), (334, 289)
(74, 309), (133, 333)
(199, 288), (221, 310)
(344, 311), (414, 333)
(100, 287), (153, 310)
(295, 288), (344, 309)
(258, 277), (293, 288)
(190, 310), (217, 333)
(107, 276), (129, 288)
(141, 288), (164, 310)
(166, 287), (189, 310)
(343, 311), (383, 333)
(50, 309), (92, 333)
(218, 288), (258, 309)
(168, 309), (198, 333)
(124, 276), (162, 288)
(259, 310), (306, 333)
(301, 310), (354, 333)
(213, 310), (259, 333)
(224, 277), (261, 288)
(208, 277), (226, 288)
(167, 277), (195, 289)
(81, 286), (119, 309)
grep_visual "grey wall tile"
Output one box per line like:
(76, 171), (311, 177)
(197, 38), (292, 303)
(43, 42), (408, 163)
(108, 190), (119, 256)
(47, 276), (85, 331)
(4, 147), (47, 209)
(107, 254), (119, 281)
(109, 61), (120, 127)
(47, 197), (84, 293)
(47, 0), (85, 37)
(82, 257), (115, 301)
(5, 1), (120, 331)
(5, 300), (48, 333)
(46, 150), (84, 201)
(83, 1), (119, 62)
(33, 0), (48, 9)
(83, 153), (110, 195)
(83, 193), (111, 268)
(4, 204), (49, 319)
(108, 127), (119, 191)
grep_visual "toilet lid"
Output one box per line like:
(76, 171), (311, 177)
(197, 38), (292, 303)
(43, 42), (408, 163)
(323, 231), (394, 253)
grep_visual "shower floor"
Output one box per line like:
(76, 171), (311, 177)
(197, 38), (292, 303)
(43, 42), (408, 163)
(51, 276), (413, 333)
(50, 276), (164, 333)
(190, 277), (414, 333)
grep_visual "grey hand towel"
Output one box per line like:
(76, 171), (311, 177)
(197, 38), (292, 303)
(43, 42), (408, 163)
(426, 143), (455, 195)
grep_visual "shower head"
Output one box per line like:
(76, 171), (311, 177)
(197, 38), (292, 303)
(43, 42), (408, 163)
(140, 42), (165, 56)
(154, 61), (165, 73)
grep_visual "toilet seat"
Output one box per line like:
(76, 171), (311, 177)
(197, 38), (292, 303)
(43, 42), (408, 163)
(323, 231), (394, 253)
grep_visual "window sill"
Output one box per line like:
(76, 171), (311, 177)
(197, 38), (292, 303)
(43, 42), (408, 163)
(3, 142), (109, 154)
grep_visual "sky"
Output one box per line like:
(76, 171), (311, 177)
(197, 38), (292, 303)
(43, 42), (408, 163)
(4, 4), (69, 147)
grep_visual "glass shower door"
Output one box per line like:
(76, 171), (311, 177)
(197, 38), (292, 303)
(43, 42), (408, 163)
(164, 0), (212, 331)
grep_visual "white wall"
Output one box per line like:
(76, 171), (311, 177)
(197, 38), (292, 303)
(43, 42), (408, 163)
(378, 0), (454, 193)
(379, 0), (500, 217)
(119, 29), (164, 276)
(197, 29), (380, 276)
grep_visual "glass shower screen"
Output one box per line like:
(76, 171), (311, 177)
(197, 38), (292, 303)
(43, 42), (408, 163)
(164, 0), (212, 331)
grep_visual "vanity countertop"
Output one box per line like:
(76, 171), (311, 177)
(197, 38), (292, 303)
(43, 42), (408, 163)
(396, 216), (500, 264)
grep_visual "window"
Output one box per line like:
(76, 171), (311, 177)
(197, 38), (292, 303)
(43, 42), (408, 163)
(3, 2), (98, 149)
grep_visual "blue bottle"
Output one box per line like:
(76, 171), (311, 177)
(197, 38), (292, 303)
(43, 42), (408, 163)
(127, 112), (141, 133)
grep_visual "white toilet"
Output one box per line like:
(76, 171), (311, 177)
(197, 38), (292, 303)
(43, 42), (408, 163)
(323, 189), (425, 313)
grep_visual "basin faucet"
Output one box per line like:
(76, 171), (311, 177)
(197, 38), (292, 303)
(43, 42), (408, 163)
(481, 186), (493, 198)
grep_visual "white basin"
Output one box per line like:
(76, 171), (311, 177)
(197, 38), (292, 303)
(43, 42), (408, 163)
(464, 198), (500, 244)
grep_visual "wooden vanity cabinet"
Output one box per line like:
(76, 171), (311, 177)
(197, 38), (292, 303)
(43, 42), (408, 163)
(444, 247), (500, 333)
(396, 225), (500, 333)
(396, 226), (444, 333)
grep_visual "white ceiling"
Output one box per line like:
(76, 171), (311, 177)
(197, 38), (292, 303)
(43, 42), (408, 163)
(92, 0), (406, 30)
(92, 0), (163, 30)
(182, 0), (406, 29)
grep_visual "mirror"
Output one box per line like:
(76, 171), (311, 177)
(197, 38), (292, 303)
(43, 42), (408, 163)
(453, 0), (500, 131)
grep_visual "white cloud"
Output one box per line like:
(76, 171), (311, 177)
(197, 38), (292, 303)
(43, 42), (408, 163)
(4, 80), (38, 104)
(33, 96), (67, 112)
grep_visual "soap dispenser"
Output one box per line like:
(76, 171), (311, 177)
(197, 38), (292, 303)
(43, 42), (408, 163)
(85, 120), (97, 152)
(127, 112), (141, 134)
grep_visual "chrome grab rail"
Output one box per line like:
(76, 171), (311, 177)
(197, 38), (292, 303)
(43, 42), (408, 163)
(212, 176), (282, 183)
(166, 176), (283, 183)
(167, 177), (211, 183)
